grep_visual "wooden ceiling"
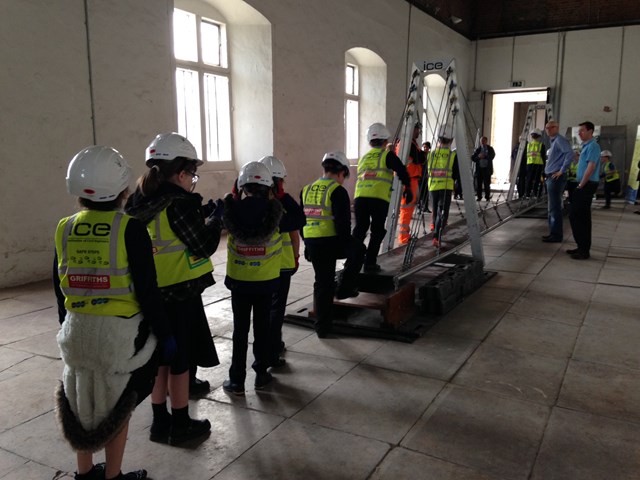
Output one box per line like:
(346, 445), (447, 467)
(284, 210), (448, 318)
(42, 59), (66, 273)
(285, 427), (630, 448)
(407, 0), (640, 40)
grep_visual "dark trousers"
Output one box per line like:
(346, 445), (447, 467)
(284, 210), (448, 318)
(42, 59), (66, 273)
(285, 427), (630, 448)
(353, 197), (390, 266)
(604, 179), (620, 206)
(306, 244), (337, 333)
(267, 271), (292, 363)
(430, 189), (452, 238)
(566, 181), (578, 205)
(569, 181), (598, 254)
(525, 164), (544, 197)
(475, 168), (491, 200)
(229, 291), (271, 384)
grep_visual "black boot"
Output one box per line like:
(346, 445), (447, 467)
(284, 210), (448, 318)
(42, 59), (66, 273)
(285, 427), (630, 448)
(169, 406), (211, 446)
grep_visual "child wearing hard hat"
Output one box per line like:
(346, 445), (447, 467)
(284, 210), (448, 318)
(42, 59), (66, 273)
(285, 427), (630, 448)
(126, 133), (222, 447)
(258, 155), (305, 367)
(222, 161), (283, 395)
(54, 146), (172, 480)
(301, 151), (364, 337)
(599, 150), (620, 209)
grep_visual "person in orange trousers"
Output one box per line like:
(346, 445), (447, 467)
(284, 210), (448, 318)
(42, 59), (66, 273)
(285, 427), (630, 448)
(397, 122), (426, 245)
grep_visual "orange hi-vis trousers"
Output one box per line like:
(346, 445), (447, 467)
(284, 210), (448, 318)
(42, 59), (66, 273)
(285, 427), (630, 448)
(397, 164), (422, 245)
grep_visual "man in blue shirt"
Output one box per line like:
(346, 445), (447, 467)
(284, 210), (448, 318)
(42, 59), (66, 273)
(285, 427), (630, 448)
(542, 121), (574, 242)
(567, 121), (601, 260)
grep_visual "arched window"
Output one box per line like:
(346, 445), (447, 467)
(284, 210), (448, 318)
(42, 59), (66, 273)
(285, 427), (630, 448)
(173, 8), (232, 162)
(345, 63), (359, 159)
(345, 48), (386, 163)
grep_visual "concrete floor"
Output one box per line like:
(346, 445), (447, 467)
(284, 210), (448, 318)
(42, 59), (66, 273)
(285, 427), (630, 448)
(1, 199), (639, 479)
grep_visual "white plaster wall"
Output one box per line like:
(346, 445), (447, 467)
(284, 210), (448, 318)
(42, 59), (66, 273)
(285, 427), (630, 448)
(0, 0), (472, 288)
(245, 0), (472, 197)
(475, 26), (640, 175)
(0, 0), (93, 287)
(0, 0), (176, 288)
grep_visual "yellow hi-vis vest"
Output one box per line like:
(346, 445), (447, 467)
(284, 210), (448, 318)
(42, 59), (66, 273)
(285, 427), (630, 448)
(603, 161), (620, 182)
(355, 148), (394, 201)
(281, 232), (294, 270)
(147, 207), (213, 287)
(55, 210), (140, 317)
(301, 178), (340, 238)
(226, 230), (282, 282)
(527, 141), (544, 165)
(428, 148), (455, 191)
(567, 162), (578, 182)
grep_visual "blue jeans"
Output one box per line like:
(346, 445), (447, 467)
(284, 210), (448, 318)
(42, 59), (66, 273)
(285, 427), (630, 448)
(546, 174), (567, 239)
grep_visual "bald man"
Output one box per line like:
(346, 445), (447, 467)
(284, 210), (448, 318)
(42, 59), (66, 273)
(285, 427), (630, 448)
(541, 121), (574, 242)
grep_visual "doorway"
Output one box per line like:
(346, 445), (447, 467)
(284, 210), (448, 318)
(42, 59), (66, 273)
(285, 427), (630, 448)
(483, 89), (549, 187)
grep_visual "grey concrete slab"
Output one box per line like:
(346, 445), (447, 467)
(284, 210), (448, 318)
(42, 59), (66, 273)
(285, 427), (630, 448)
(452, 344), (567, 405)
(294, 364), (444, 443)
(583, 301), (637, 328)
(364, 333), (479, 381)
(484, 312), (579, 359)
(574, 321), (640, 370)
(213, 419), (390, 480)
(0, 355), (60, 431)
(370, 446), (503, 480)
(0, 299), (51, 321)
(0, 449), (30, 478)
(558, 359), (640, 423)
(210, 349), (356, 418)
(430, 298), (510, 340)
(0, 307), (60, 344)
(126, 400), (285, 480)
(204, 299), (234, 338)
(402, 385), (549, 480)
(531, 407), (640, 480)
(508, 289), (589, 326)
(591, 283), (639, 309)
(5, 330), (61, 359)
(0, 348), (33, 381)
(287, 333), (385, 362)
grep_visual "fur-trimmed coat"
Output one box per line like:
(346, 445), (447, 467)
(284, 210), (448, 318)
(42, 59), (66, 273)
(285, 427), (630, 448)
(223, 194), (283, 293)
(56, 312), (157, 452)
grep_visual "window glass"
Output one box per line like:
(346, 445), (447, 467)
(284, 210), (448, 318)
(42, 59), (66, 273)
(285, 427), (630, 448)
(176, 68), (203, 157)
(173, 9), (197, 62)
(345, 99), (359, 159)
(201, 20), (221, 66)
(204, 74), (232, 161)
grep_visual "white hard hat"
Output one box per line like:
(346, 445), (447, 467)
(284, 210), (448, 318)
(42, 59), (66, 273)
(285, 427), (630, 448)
(145, 132), (202, 167)
(367, 123), (391, 142)
(322, 151), (350, 177)
(531, 129), (543, 137)
(600, 150), (612, 157)
(259, 155), (287, 178)
(438, 124), (453, 140)
(238, 161), (273, 188)
(67, 146), (132, 202)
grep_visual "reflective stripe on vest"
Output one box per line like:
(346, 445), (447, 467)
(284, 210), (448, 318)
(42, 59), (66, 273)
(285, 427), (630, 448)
(603, 161), (620, 182)
(527, 141), (544, 165)
(55, 210), (140, 317)
(280, 231), (295, 270)
(428, 148), (455, 191)
(302, 178), (340, 238)
(567, 162), (578, 182)
(355, 148), (394, 201)
(147, 207), (213, 287)
(226, 230), (282, 281)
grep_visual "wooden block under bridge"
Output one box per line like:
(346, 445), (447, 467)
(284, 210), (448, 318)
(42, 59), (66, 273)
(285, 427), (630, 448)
(332, 282), (416, 328)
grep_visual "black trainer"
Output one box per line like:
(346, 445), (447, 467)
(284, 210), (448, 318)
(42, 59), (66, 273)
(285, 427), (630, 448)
(222, 379), (245, 396)
(149, 416), (171, 444)
(335, 287), (359, 299)
(168, 418), (211, 446)
(189, 377), (211, 397)
(111, 469), (148, 479)
(74, 463), (105, 480)
(270, 357), (287, 368)
(255, 372), (273, 389)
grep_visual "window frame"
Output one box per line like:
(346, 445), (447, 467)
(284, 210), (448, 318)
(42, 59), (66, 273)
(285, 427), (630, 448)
(345, 63), (360, 162)
(173, 8), (233, 166)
